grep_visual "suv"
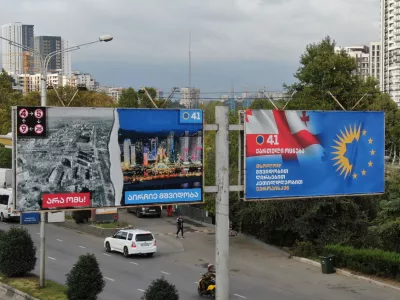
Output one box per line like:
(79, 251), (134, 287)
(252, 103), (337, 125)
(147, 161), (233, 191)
(129, 206), (162, 218)
(104, 229), (157, 258)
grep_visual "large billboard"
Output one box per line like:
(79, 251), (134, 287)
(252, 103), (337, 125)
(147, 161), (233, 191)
(15, 107), (203, 211)
(244, 110), (385, 200)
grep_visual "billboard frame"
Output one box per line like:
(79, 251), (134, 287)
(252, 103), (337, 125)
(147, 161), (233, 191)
(242, 109), (385, 202)
(13, 106), (205, 212)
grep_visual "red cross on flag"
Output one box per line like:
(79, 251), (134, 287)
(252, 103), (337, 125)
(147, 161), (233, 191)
(245, 109), (320, 160)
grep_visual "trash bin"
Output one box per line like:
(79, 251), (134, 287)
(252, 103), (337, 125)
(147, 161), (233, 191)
(320, 255), (335, 274)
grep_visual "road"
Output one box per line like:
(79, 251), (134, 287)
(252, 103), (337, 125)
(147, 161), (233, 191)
(0, 213), (399, 300)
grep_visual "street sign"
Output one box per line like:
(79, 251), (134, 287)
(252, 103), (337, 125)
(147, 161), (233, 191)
(15, 107), (204, 211)
(244, 110), (385, 200)
(16, 106), (47, 137)
(21, 212), (40, 224)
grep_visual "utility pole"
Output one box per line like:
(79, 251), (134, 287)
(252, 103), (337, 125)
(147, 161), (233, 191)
(215, 106), (230, 300)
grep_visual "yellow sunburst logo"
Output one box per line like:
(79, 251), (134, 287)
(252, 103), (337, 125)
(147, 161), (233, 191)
(331, 124), (361, 179)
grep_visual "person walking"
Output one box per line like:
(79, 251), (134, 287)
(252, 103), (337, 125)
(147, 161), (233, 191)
(176, 214), (184, 238)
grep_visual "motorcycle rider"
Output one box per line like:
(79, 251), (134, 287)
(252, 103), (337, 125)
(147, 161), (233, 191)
(200, 264), (216, 292)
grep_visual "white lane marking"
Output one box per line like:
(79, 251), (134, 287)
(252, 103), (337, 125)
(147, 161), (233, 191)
(234, 294), (247, 299)
(103, 253), (111, 257)
(36, 233), (40, 235)
(160, 271), (170, 275)
(130, 262), (139, 266)
(194, 282), (198, 284)
(78, 246), (86, 249)
(104, 277), (115, 282)
(56, 239), (63, 242)
(138, 289), (145, 292)
(48, 256), (56, 260)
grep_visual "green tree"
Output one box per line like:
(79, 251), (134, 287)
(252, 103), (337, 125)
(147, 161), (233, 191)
(0, 227), (37, 277)
(141, 277), (179, 300)
(66, 253), (105, 300)
(0, 146), (11, 169)
(119, 87), (139, 108)
(138, 87), (158, 108)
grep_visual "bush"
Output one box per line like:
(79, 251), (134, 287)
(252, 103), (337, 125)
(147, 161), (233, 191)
(291, 241), (317, 258)
(142, 277), (179, 300)
(72, 210), (91, 224)
(325, 244), (400, 280)
(66, 253), (105, 300)
(0, 226), (37, 277)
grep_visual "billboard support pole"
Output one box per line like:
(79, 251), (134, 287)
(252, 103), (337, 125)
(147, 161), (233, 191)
(39, 213), (45, 287)
(215, 106), (229, 300)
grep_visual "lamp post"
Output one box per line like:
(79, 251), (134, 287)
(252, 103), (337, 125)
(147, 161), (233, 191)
(0, 34), (113, 288)
(0, 34), (113, 106)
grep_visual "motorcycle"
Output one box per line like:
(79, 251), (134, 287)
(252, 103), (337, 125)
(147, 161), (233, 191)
(197, 276), (216, 297)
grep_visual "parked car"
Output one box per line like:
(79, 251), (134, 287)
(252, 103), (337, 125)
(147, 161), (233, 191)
(104, 229), (157, 257)
(128, 206), (162, 218)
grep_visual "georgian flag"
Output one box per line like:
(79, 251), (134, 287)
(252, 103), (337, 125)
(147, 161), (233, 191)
(245, 109), (322, 161)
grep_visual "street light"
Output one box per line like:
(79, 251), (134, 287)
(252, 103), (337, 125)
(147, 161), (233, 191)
(0, 34), (113, 288)
(0, 35), (113, 106)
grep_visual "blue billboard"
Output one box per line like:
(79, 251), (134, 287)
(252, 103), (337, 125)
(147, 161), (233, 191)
(244, 110), (385, 200)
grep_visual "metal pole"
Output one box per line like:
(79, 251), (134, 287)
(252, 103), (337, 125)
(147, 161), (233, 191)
(40, 61), (46, 288)
(39, 212), (45, 287)
(215, 106), (229, 300)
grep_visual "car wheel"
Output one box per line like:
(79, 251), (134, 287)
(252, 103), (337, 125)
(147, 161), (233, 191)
(123, 246), (130, 257)
(146, 253), (154, 257)
(0, 213), (4, 222)
(157, 213), (161, 218)
(105, 242), (111, 252)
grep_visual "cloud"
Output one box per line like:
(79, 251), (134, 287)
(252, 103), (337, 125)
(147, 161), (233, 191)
(0, 0), (380, 89)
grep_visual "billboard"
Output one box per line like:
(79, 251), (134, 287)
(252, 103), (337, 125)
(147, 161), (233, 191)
(15, 107), (203, 211)
(244, 110), (385, 200)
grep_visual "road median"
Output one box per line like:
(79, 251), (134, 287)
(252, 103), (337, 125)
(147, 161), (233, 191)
(0, 274), (66, 300)
(52, 220), (133, 238)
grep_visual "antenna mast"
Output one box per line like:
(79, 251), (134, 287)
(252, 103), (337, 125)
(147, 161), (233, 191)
(189, 31), (191, 89)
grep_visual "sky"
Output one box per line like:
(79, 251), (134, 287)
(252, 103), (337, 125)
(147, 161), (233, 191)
(0, 0), (380, 96)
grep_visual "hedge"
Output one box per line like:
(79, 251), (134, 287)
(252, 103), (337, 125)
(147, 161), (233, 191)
(325, 244), (400, 280)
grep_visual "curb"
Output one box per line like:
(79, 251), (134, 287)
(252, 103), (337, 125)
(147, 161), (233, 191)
(52, 220), (133, 238)
(0, 282), (39, 300)
(291, 256), (400, 292)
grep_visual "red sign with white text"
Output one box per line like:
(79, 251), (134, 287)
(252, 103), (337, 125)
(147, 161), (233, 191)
(42, 193), (91, 209)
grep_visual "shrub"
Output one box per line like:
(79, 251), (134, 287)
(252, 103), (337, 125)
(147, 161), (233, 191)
(325, 244), (400, 280)
(66, 253), (105, 300)
(142, 277), (179, 300)
(0, 226), (37, 277)
(72, 210), (91, 224)
(291, 241), (317, 258)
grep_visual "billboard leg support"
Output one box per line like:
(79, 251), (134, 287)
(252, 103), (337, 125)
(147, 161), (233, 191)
(39, 212), (46, 288)
(215, 106), (229, 300)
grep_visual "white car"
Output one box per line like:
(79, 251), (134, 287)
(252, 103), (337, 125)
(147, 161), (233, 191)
(104, 229), (157, 257)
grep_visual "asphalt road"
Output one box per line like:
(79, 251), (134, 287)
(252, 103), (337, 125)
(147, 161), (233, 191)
(1, 214), (399, 300)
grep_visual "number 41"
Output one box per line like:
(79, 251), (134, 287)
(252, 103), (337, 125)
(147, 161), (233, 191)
(267, 134), (279, 145)
(191, 112), (201, 120)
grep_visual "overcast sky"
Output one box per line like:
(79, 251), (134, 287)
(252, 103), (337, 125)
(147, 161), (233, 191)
(0, 0), (380, 96)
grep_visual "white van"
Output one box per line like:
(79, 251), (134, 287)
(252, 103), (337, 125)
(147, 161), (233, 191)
(0, 188), (20, 222)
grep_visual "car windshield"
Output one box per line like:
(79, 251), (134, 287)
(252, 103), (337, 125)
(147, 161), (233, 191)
(135, 233), (153, 242)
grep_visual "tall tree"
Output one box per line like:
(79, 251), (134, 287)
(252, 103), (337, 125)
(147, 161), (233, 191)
(119, 87), (139, 108)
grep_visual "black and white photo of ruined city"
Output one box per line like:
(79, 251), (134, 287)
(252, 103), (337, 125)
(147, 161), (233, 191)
(16, 108), (116, 211)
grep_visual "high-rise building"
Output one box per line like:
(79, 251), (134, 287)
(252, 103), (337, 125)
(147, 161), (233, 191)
(1, 23), (34, 75)
(335, 45), (370, 79)
(61, 39), (72, 78)
(179, 87), (200, 108)
(369, 42), (381, 87)
(123, 139), (131, 167)
(34, 36), (62, 73)
(381, 0), (400, 104)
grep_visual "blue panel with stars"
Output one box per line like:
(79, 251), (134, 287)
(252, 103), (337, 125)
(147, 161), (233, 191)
(245, 110), (385, 200)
